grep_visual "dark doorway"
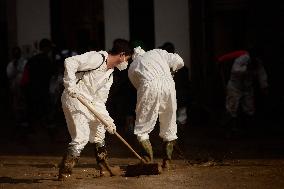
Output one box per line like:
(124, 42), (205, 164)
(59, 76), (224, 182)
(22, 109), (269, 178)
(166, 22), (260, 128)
(129, 0), (155, 50)
(50, 0), (105, 53)
(0, 0), (8, 87)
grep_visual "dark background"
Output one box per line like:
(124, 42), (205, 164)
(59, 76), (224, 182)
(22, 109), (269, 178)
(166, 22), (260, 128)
(0, 0), (283, 159)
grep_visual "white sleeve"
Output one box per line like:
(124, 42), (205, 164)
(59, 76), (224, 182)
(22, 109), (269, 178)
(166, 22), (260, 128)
(159, 49), (184, 71)
(63, 51), (106, 89)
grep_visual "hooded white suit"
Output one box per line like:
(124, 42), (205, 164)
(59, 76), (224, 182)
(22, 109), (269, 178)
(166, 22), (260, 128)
(61, 51), (115, 156)
(128, 48), (184, 142)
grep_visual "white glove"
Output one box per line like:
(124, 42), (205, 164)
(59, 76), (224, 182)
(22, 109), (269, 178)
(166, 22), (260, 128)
(105, 120), (116, 134)
(67, 86), (80, 98)
(170, 68), (177, 78)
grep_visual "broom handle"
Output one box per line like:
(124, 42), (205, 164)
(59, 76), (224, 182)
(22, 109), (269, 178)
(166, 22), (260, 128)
(113, 131), (146, 163)
(77, 96), (146, 163)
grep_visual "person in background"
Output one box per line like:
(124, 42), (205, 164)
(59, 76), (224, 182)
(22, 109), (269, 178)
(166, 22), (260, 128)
(6, 46), (28, 128)
(217, 48), (269, 136)
(22, 38), (54, 131)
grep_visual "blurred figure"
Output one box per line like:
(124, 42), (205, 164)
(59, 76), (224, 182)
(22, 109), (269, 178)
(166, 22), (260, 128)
(58, 39), (133, 180)
(22, 38), (54, 131)
(6, 46), (28, 127)
(217, 48), (269, 136)
(47, 48), (78, 137)
(128, 46), (184, 170)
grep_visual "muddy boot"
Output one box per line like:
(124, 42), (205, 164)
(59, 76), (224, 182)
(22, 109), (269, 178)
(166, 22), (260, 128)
(162, 140), (175, 171)
(94, 143), (122, 177)
(58, 152), (79, 181)
(139, 139), (153, 163)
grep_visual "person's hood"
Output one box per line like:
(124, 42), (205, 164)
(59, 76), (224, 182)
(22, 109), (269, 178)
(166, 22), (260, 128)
(132, 46), (145, 60)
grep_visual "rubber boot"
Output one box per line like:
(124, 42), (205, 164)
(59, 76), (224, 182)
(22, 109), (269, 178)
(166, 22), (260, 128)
(58, 152), (79, 181)
(94, 143), (121, 177)
(139, 139), (153, 163)
(162, 140), (175, 170)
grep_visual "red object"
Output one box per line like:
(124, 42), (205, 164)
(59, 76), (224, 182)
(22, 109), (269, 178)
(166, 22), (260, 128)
(217, 50), (248, 63)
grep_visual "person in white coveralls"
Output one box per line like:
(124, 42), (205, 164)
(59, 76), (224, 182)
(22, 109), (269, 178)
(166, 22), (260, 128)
(128, 46), (184, 170)
(58, 39), (133, 180)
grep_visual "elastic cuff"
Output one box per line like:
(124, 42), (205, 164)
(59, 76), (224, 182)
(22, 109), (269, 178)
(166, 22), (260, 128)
(95, 141), (105, 148)
(137, 134), (149, 142)
(67, 146), (81, 157)
(162, 136), (178, 142)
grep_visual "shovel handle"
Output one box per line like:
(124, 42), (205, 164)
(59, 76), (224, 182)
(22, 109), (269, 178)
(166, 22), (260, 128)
(76, 96), (146, 163)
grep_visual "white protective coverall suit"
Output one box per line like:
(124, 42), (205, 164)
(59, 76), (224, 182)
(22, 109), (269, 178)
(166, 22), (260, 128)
(128, 48), (184, 142)
(61, 51), (115, 156)
(226, 53), (268, 117)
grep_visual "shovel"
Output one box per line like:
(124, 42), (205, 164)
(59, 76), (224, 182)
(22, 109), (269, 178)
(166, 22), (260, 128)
(76, 95), (161, 176)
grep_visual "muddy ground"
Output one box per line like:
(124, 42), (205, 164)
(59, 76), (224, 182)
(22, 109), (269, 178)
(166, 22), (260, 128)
(1, 119), (284, 189)
(1, 156), (284, 189)
(0, 96), (283, 189)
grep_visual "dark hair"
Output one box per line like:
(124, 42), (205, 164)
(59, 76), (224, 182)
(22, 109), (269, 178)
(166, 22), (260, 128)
(109, 38), (133, 56)
(159, 42), (175, 53)
(39, 38), (52, 51)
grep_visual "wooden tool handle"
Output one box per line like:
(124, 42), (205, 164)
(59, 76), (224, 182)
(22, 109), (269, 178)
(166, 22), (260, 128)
(113, 131), (146, 163)
(77, 96), (146, 163)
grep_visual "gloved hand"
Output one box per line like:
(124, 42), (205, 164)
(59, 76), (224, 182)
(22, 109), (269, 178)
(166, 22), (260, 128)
(170, 68), (177, 78)
(105, 120), (116, 134)
(67, 86), (80, 98)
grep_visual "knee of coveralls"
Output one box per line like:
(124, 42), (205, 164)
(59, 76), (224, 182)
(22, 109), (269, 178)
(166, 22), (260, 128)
(134, 102), (159, 142)
(226, 93), (241, 118)
(158, 89), (178, 142)
(66, 111), (92, 157)
(159, 108), (178, 142)
(241, 93), (255, 116)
